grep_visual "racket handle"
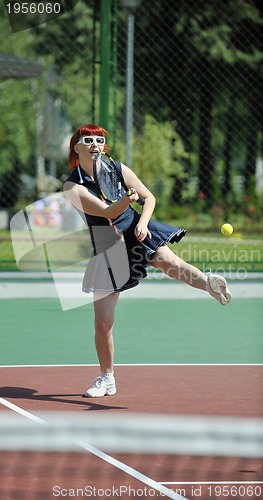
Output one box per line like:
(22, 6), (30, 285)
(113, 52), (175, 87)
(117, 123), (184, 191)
(126, 189), (145, 206)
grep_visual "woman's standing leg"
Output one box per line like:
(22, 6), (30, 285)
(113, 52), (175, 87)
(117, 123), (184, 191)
(84, 292), (120, 397)
(93, 292), (120, 373)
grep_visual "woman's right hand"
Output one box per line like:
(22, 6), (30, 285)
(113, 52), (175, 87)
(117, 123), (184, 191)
(125, 188), (139, 203)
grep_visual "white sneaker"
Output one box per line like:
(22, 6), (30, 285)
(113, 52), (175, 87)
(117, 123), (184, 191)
(206, 273), (232, 305)
(83, 375), (116, 398)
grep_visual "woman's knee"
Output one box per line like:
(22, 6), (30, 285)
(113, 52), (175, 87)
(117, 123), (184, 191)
(93, 292), (119, 335)
(95, 315), (114, 336)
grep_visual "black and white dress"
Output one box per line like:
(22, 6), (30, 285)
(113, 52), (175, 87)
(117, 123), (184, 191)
(65, 162), (186, 293)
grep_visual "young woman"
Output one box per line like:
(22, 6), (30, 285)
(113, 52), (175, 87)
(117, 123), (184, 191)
(64, 124), (232, 398)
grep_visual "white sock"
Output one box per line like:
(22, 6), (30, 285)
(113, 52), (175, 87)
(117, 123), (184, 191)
(101, 372), (114, 381)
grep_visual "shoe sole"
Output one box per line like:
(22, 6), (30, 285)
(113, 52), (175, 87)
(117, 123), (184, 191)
(207, 275), (232, 305)
(83, 388), (117, 398)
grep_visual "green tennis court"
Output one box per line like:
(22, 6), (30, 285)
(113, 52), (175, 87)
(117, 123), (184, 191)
(1, 286), (262, 366)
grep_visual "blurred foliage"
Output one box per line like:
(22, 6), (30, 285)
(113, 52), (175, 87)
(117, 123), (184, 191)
(0, 0), (262, 227)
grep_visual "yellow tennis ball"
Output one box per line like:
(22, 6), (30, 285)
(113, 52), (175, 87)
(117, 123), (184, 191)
(221, 223), (233, 236)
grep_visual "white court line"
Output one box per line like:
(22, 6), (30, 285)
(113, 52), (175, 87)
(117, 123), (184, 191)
(0, 363), (262, 368)
(0, 397), (188, 500)
(0, 397), (45, 423)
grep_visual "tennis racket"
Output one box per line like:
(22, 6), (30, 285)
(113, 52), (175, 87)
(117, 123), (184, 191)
(93, 152), (145, 206)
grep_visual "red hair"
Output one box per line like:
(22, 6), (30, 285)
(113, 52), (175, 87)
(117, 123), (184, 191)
(68, 124), (110, 169)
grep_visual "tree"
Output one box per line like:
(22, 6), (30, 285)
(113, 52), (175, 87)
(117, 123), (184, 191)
(122, 0), (263, 205)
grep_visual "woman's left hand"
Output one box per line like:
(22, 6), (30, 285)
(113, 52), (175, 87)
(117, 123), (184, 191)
(134, 224), (152, 242)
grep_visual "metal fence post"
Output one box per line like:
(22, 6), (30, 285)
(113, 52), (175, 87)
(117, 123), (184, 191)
(100, 0), (111, 130)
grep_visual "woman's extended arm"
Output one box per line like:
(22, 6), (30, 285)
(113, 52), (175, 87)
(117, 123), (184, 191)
(63, 181), (137, 220)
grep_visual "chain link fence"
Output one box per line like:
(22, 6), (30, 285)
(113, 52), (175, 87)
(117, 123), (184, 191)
(0, 0), (262, 271)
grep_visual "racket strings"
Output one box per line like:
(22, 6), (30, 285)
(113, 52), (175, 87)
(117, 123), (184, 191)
(97, 158), (124, 202)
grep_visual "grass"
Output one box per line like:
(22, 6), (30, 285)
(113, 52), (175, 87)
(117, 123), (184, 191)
(1, 228), (262, 273)
(171, 233), (263, 273)
(0, 229), (91, 272)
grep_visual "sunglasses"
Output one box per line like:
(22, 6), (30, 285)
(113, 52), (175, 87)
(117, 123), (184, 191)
(77, 136), (106, 146)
